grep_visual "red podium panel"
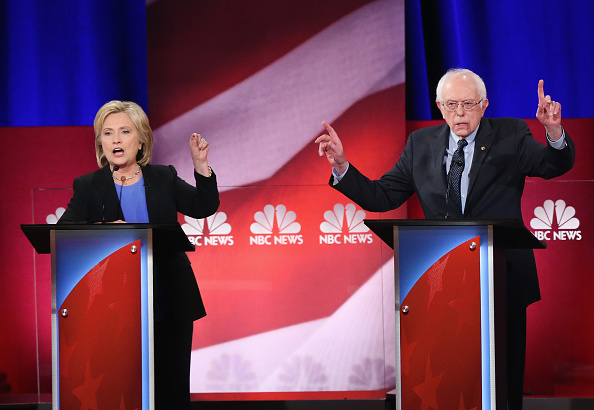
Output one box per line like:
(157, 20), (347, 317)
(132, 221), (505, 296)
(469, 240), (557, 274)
(365, 219), (544, 410)
(57, 239), (143, 409)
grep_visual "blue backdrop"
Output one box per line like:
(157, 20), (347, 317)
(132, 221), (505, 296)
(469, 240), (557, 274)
(1, 0), (592, 126)
(406, 0), (594, 120)
(0, 0), (147, 126)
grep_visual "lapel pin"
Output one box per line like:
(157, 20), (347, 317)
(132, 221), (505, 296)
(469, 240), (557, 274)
(481, 146), (486, 150)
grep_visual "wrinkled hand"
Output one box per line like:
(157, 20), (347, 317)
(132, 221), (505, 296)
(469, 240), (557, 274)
(536, 79), (562, 140)
(314, 121), (348, 174)
(190, 133), (211, 177)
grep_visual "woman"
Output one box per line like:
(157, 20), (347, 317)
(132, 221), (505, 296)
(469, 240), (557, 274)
(58, 100), (219, 409)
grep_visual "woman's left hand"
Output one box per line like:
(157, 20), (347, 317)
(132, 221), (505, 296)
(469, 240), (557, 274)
(190, 133), (211, 176)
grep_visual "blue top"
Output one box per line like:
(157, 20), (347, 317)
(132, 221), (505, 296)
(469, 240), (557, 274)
(115, 176), (149, 223)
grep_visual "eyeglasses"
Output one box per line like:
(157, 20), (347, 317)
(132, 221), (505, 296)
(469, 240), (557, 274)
(441, 99), (482, 112)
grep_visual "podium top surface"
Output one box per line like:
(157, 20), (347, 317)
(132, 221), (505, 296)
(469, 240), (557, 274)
(21, 223), (194, 254)
(364, 219), (546, 250)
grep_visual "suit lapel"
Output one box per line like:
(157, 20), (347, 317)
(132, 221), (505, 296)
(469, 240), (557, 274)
(142, 165), (158, 222)
(431, 124), (450, 194)
(467, 118), (494, 204)
(94, 166), (122, 221)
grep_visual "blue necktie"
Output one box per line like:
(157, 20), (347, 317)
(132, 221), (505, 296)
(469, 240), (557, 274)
(448, 139), (468, 215)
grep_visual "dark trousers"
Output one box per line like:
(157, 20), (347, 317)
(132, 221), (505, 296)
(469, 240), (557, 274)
(507, 307), (527, 410)
(154, 320), (194, 410)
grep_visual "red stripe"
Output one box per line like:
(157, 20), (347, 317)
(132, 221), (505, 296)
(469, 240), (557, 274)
(147, 0), (377, 128)
(191, 84), (405, 349)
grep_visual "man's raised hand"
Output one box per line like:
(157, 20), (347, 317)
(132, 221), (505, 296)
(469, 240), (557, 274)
(536, 79), (562, 140)
(315, 121), (348, 174)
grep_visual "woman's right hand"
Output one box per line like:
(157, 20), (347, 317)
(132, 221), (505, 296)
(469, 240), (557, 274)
(190, 133), (211, 177)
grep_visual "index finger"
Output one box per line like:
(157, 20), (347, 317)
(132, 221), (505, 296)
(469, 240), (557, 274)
(322, 121), (338, 139)
(538, 79), (545, 105)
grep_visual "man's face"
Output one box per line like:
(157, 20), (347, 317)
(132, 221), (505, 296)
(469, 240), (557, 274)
(437, 75), (489, 138)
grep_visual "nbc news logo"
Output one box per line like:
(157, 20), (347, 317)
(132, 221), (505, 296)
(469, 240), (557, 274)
(182, 212), (234, 246)
(249, 205), (303, 245)
(530, 200), (581, 241)
(319, 204), (373, 245)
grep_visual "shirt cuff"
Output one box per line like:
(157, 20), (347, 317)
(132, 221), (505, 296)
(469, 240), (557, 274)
(546, 128), (566, 150)
(331, 163), (349, 185)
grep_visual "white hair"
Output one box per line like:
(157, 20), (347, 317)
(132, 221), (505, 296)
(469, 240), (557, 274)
(435, 68), (487, 104)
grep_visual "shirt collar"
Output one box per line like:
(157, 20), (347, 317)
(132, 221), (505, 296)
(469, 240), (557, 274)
(449, 124), (479, 147)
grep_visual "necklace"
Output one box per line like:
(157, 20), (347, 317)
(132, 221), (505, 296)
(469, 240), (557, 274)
(113, 166), (141, 182)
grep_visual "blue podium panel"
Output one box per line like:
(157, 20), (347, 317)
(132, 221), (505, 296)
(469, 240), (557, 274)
(52, 228), (153, 410)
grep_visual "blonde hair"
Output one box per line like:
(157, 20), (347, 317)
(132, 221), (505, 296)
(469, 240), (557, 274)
(94, 100), (153, 168)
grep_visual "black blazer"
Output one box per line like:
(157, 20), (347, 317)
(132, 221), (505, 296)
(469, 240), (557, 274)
(58, 164), (220, 322)
(333, 117), (575, 308)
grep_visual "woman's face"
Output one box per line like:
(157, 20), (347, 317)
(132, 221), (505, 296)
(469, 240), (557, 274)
(100, 112), (142, 170)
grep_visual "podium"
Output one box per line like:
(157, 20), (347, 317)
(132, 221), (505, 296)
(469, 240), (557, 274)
(364, 219), (544, 410)
(21, 223), (193, 410)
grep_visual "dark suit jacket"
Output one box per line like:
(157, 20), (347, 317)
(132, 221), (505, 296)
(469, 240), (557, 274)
(333, 117), (575, 308)
(58, 164), (220, 322)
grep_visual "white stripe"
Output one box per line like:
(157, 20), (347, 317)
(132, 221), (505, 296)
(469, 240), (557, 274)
(153, 0), (404, 189)
(190, 258), (396, 392)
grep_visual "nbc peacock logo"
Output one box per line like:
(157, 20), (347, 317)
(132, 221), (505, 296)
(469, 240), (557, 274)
(249, 204), (303, 245)
(530, 200), (581, 241)
(182, 212), (234, 246)
(46, 207), (66, 224)
(319, 203), (373, 245)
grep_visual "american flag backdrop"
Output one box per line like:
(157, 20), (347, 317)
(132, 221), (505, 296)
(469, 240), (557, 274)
(146, 0), (405, 394)
(2, 0), (593, 402)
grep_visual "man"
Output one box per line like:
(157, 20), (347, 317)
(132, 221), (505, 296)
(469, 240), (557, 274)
(315, 68), (575, 409)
